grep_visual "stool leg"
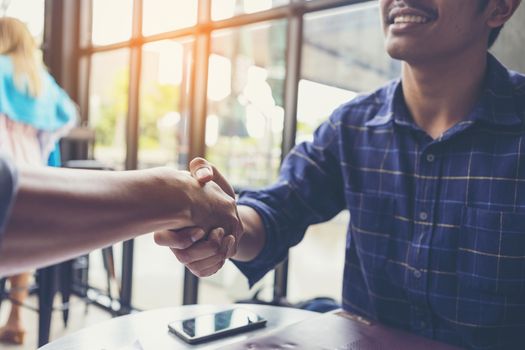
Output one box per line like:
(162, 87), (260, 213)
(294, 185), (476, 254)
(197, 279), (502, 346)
(102, 248), (112, 304)
(59, 261), (73, 327)
(0, 277), (7, 309)
(37, 266), (57, 347)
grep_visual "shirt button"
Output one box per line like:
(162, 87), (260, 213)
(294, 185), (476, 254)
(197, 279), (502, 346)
(419, 212), (428, 221)
(413, 269), (422, 279)
(426, 154), (435, 162)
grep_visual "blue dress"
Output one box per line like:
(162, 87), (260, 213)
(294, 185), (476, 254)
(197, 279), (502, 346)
(0, 55), (77, 165)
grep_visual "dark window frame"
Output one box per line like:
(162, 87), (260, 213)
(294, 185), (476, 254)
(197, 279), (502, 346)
(51, 0), (373, 309)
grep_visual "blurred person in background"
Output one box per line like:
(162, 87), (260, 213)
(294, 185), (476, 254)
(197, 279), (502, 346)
(0, 16), (76, 345)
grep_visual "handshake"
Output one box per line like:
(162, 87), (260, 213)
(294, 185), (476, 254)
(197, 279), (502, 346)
(153, 157), (245, 278)
(0, 156), (264, 277)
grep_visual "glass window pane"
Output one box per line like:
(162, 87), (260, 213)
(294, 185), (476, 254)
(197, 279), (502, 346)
(297, 2), (401, 144)
(211, 0), (288, 21)
(4, 0), (45, 46)
(138, 39), (193, 169)
(89, 50), (130, 170)
(198, 261), (275, 305)
(287, 2), (401, 305)
(143, 0), (198, 36)
(91, 0), (133, 46)
(131, 234), (186, 309)
(206, 20), (287, 189)
(288, 211), (348, 303)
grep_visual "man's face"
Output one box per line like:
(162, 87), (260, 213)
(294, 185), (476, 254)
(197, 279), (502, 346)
(380, 0), (491, 63)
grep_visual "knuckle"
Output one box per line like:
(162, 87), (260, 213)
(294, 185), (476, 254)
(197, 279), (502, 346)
(202, 269), (217, 277)
(208, 240), (221, 252)
(174, 251), (190, 264)
(194, 270), (207, 278)
(214, 241), (223, 252)
(218, 259), (226, 269)
(222, 250), (228, 260)
(173, 238), (192, 249)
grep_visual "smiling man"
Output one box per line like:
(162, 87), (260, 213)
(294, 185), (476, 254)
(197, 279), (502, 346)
(155, 1), (524, 348)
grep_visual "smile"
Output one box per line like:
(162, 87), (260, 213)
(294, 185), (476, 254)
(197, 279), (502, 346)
(387, 5), (437, 27)
(393, 15), (430, 24)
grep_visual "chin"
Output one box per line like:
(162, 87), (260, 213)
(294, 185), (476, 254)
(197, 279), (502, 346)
(385, 43), (409, 61)
(385, 42), (427, 64)
(386, 46), (405, 60)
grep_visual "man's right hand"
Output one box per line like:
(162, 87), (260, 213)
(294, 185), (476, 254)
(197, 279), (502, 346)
(154, 158), (243, 277)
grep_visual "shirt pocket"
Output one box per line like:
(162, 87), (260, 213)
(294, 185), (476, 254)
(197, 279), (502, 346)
(458, 207), (525, 296)
(347, 192), (395, 272)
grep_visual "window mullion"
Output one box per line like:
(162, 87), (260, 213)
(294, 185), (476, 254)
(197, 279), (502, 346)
(183, 0), (212, 305)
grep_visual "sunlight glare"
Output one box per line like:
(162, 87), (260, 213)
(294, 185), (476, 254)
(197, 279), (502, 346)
(206, 114), (220, 146)
(244, 0), (272, 13)
(211, 0), (236, 21)
(208, 54), (232, 101)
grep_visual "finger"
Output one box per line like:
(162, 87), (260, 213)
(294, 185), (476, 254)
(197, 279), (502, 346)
(209, 164), (236, 198)
(190, 157), (236, 199)
(171, 238), (222, 265)
(154, 227), (206, 249)
(190, 260), (226, 278)
(207, 227), (225, 246)
(188, 235), (231, 276)
(233, 206), (244, 237)
(189, 157), (213, 184)
(187, 252), (226, 274)
(223, 235), (236, 259)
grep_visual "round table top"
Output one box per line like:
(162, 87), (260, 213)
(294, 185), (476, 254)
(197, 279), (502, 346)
(39, 304), (318, 350)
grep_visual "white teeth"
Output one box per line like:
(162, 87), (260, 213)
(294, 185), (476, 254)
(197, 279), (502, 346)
(393, 15), (429, 24)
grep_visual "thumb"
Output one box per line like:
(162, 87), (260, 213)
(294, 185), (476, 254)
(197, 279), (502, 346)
(189, 157), (235, 199)
(189, 157), (213, 184)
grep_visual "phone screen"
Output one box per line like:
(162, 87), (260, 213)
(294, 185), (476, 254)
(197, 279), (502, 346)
(168, 308), (267, 344)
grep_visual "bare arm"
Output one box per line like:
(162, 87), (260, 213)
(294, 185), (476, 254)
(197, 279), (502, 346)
(0, 165), (240, 276)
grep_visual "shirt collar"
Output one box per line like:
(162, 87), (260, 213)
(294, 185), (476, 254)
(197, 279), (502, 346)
(364, 79), (400, 128)
(365, 54), (522, 128)
(473, 53), (522, 126)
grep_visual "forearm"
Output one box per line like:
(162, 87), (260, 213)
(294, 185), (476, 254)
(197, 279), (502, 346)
(232, 205), (266, 262)
(0, 166), (192, 275)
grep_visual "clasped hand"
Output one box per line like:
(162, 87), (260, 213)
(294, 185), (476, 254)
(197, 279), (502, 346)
(154, 158), (242, 277)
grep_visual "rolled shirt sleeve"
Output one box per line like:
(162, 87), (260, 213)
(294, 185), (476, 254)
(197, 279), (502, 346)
(0, 155), (18, 247)
(233, 109), (347, 287)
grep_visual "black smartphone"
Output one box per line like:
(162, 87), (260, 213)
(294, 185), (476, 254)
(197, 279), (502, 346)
(168, 308), (267, 344)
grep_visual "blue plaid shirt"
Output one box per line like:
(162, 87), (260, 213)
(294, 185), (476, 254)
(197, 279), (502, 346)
(235, 54), (525, 349)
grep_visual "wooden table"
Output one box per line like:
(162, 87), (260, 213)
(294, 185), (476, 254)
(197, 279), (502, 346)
(39, 304), (318, 350)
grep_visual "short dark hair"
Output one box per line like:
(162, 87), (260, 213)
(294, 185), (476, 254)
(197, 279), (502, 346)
(478, 0), (504, 48)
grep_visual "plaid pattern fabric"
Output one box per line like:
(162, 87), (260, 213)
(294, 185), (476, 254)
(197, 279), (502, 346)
(235, 54), (525, 349)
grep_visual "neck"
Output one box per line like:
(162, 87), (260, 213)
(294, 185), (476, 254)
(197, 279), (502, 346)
(401, 48), (487, 139)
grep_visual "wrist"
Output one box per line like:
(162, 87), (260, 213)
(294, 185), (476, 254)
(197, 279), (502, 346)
(231, 205), (265, 262)
(140, 167), (194, 231)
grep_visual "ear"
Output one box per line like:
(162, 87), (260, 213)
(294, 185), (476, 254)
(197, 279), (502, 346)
(486, 0), (521, 29)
